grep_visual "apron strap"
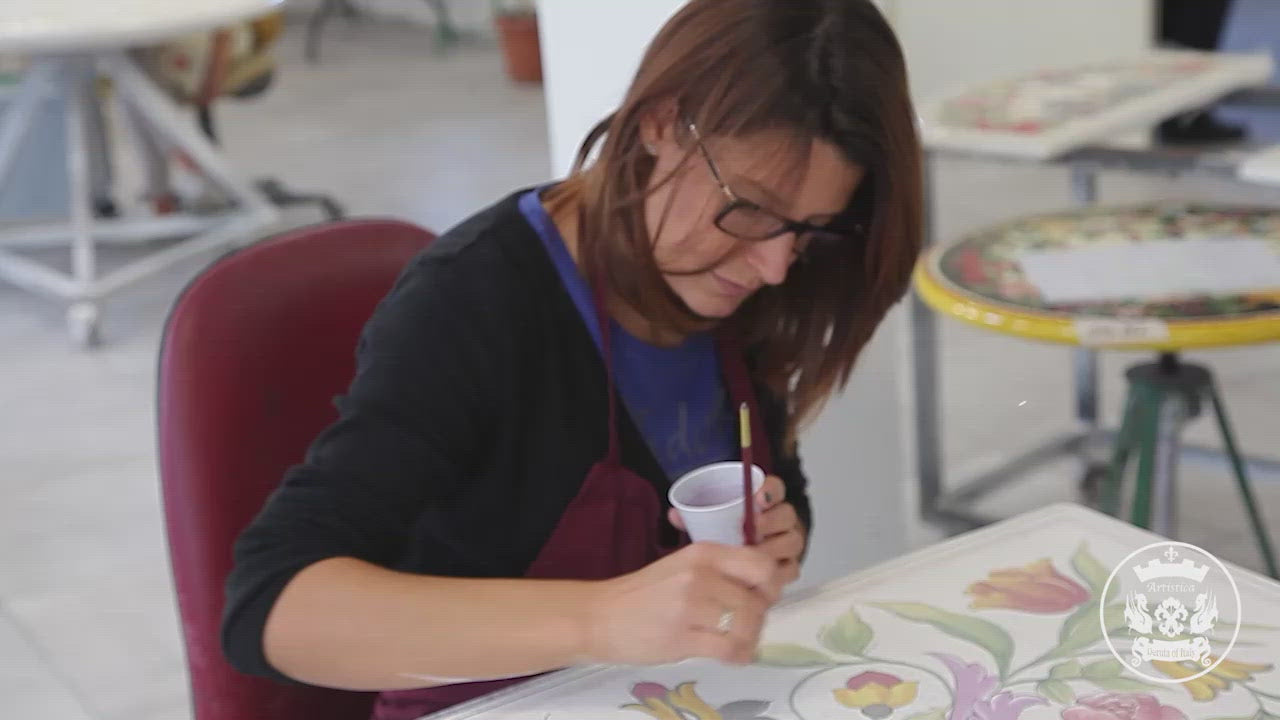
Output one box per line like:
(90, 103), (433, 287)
(715, 329), (774, 475)
(589, 273), (621, 463)
(590, 272), (773, 473)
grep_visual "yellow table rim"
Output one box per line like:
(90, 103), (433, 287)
(914, 251), (1280, 351)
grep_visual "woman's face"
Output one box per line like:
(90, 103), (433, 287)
(643, 123), (863, 320)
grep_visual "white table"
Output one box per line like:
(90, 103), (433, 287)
(422, 503), (1280, 719)
(0, 0), (281, 346)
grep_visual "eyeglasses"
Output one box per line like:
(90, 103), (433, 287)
(685, 121), (855, 257)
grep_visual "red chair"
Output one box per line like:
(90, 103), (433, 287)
(157, 219), (435, 720)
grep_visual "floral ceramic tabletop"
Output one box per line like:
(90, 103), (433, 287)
(424, 503), (1280, 720)
(934, 55), (1224, 137)
(918, 50), (1273, 160)
(914, 202), (1280, 350)
(930, 203), (1280, 321)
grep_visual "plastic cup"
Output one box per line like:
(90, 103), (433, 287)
(668, 461), (765, 546)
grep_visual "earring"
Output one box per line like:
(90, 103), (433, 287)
(643, 142), (657, 155)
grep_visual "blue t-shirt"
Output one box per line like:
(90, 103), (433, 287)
(519, 189), (736, 481)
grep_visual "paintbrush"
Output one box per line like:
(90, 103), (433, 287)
(739, 402), (756, 545)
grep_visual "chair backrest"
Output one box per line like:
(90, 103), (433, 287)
(157, 219), (435, 720)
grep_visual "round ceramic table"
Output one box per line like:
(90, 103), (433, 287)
(0, 0), (282, 346)
(914, 202), (1280, 351)
(0, 0), (282, 52)
(914, 202), (1280, 574)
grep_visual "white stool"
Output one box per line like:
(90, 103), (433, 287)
(0, 0), (282, 347)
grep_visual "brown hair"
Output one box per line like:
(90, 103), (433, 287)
(553, 0), (922, 447)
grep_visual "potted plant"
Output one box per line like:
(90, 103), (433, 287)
(492, 0), (542, 84)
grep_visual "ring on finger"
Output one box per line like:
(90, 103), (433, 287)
(717, 610), (734, 634)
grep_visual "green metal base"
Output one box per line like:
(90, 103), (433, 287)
(1101, 353), (1279, 579)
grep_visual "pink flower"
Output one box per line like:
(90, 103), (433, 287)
(632, 683), (670, 702)
(1062, 693), (1187, 720)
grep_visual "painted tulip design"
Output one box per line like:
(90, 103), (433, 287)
(965, 558), (1090, 613)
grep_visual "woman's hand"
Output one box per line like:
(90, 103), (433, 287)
(667, 474), (807, 584)
(578, 543), (783, 667)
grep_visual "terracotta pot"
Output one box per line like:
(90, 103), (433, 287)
(495, 11), (542, 84)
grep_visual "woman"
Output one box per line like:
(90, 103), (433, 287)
(221, 0), (921, 718)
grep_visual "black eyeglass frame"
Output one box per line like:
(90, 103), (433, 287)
(683, 120), (863, 253)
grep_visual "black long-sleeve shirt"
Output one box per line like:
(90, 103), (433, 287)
(221, 189), (813, 680)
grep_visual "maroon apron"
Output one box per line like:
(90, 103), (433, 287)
(372, 285), (774, 720)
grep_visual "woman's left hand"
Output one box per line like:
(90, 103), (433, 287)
(668, 474), (807, 584)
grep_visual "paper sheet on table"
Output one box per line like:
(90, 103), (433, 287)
(1016, 238), (1280, 304)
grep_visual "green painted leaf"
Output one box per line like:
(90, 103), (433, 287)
(820, 607), (873, 656)
(1082, 658), (1125, 679)
(1050, 601), (1128, 658)
(1038, 679), (1076, 705)
(903, 708), (948, 720)
(755, 643), (835, 667)
(1049, 660), (1083, 679)
(872, 602), (1014, 678)
(1087, 677), (1170, 693)
(1072, 543), (1118, 604)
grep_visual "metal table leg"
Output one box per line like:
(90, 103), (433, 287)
(913, 151), (944, 523)
(1069, 163), (1104, 478)
(1150, 394), (1188, 538)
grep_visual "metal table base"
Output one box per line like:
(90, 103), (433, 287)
(912, 143), (1280, 534)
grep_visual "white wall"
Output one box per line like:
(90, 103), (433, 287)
(537, 0), (912, 591)
(538, 0), (686, 176)
(882, 0), (1155, 103)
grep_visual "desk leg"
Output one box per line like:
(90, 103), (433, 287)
(0, 61), (52, 191)
(1070, 164), (1107, 501)
(64, 58), (101, 347)
(914, 152), (945, 522)
(1150, 396), (1187, 538)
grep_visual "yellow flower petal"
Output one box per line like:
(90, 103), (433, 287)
(968, 588), (1014, 609)
(1153, 660), (1231, 701)
(834, 689), (863, 709)
(887, 681), (919, 708)
(835, 684), (892, 708)
(620, 700), (684, 720)
(668, 682), (723, 720)
(1185, 679), (1221, 702)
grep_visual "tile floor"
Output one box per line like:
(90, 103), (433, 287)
(3, 16), (1280, 720)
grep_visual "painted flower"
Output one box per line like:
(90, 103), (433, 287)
(834, 671), (920, 718)
(1151, 657), (1273, 701)
(934, 654), (1046, 720)
(965, 558), (1090, 613)
(1061, 693), (1187, 720)
(625, 681), (776, 720)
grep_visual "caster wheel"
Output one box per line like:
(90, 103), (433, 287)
(93, 197), (118, 218)
(67, 303), (102, 349)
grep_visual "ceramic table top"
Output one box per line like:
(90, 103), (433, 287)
(914, 203), (1280, 350)
(424, 503), (1280, 720)
(919, 50), (1274, 160)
